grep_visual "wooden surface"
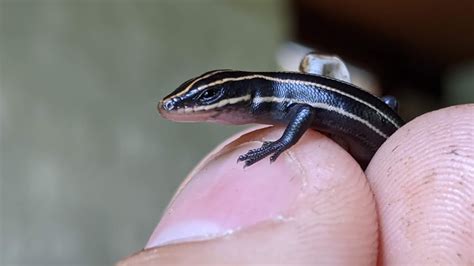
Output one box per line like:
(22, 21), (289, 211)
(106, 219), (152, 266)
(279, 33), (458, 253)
(292, 0), (473, 114)
(294, 0), (473, 66)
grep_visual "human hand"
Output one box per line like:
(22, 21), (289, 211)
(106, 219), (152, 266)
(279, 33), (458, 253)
(119, 104), (473, 265)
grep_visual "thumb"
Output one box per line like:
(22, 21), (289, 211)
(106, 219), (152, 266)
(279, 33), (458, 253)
(119, 127), (378, 265)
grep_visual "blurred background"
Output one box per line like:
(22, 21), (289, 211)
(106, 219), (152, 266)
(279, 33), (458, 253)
(0, 0), (472, 265)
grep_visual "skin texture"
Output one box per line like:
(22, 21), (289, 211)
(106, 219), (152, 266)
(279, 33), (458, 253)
(118, 104), (473, 265)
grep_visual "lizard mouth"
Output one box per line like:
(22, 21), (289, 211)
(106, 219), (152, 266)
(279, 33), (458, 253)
(157, 101), (217, 122)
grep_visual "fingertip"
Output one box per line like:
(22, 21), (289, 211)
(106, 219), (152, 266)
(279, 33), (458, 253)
(121, 127), (379, 265)
(367, 104), (474, 265)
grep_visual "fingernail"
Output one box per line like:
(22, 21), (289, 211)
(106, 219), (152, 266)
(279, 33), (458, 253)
(145, 133), (303, 248)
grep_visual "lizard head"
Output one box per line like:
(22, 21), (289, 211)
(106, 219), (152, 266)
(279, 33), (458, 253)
(158, 70), (253, 124)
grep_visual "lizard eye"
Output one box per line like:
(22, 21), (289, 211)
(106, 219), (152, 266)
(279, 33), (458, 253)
(198, 88), (223, 104)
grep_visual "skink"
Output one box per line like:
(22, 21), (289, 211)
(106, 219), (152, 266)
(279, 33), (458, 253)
(158, 70), (404, 169)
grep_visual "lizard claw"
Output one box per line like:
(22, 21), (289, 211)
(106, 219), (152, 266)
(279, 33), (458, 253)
(237, 141), (286, 167)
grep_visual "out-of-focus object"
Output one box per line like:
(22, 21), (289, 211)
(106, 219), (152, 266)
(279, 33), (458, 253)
(299, 53), (351, 83)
